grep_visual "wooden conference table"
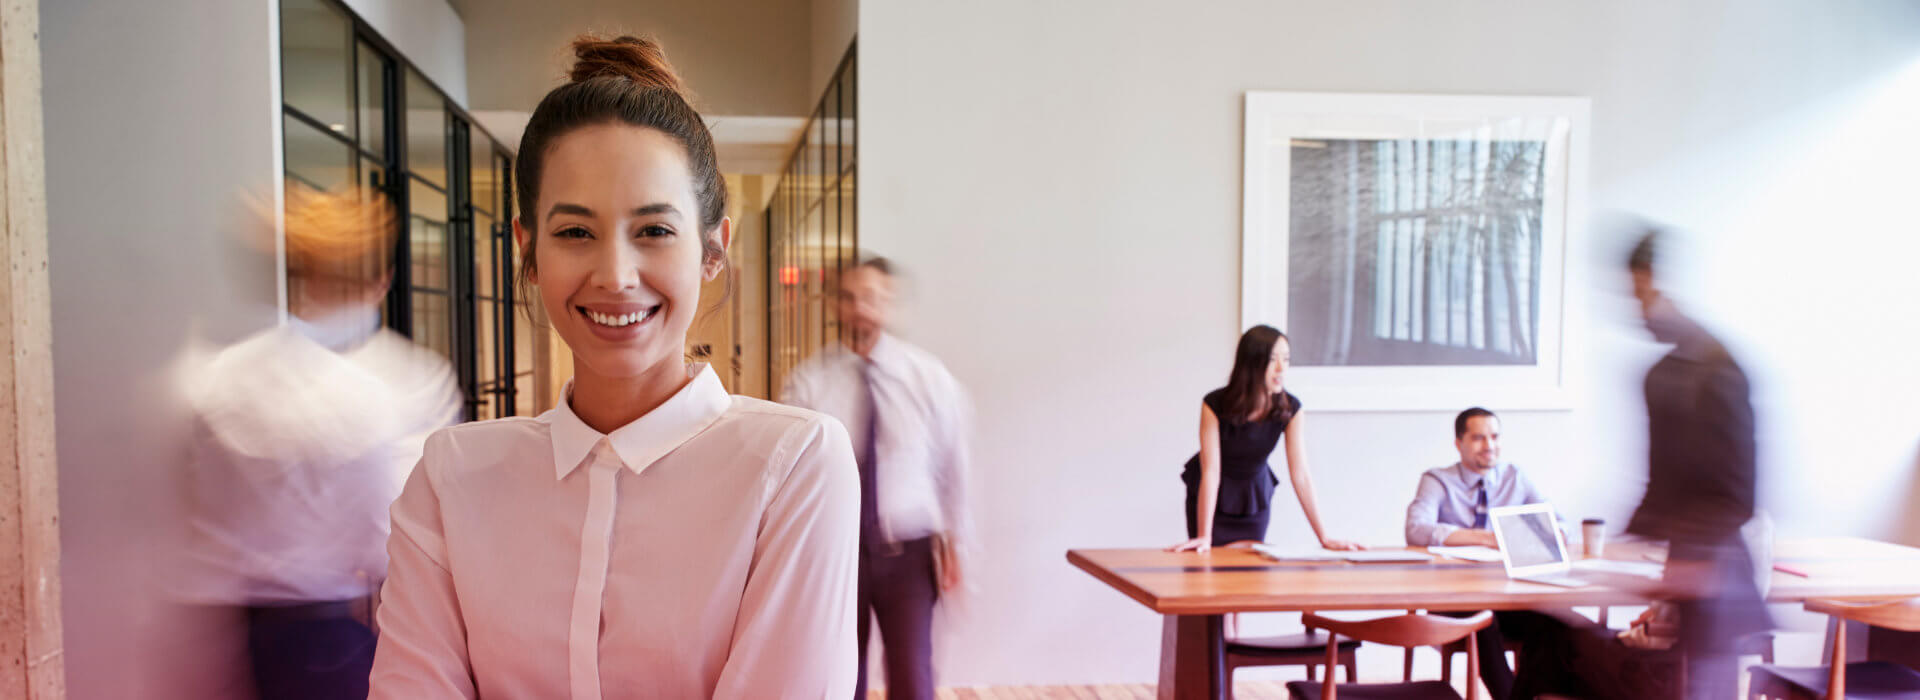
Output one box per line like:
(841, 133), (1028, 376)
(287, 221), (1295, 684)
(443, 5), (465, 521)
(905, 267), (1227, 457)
(1066, 537), (1920, 700)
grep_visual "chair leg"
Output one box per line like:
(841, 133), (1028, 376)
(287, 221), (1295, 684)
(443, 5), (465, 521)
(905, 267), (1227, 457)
(1344, 656), (1358, 683)
(1440, 646), (1453, 684)
(1403, 646), (1415, 682)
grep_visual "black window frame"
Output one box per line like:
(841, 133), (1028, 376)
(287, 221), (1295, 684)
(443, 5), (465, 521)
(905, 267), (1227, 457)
(279, 0), (528, 420)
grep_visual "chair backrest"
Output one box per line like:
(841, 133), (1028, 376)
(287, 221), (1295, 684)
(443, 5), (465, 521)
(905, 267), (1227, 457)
(1303, 611), (1492, 647)
(1302, 611), (1492, 700)
(1804, 597), (1920, 700)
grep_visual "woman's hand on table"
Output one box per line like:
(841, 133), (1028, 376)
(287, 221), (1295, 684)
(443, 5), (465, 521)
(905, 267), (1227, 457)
(1168, 537), (1212, 554)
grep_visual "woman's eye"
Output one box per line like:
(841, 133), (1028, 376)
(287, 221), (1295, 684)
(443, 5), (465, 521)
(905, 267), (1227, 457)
(637, 225), (675, 238)
(554, 226), (592, 239)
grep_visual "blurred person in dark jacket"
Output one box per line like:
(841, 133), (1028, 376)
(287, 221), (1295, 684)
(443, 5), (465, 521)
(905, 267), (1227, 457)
(1511, 229), (1768, 700)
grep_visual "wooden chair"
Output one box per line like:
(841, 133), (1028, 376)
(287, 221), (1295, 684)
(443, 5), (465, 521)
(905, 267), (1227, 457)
(1226, 618), (1361, 693)
(1391, 610), (1519, 687)
(1213, 542), (1360, 694)
(1747, 598), (1920, 700)
(1287, 611), (1493, 700)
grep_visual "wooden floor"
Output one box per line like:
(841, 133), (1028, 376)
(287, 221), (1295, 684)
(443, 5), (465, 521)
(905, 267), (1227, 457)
(869, 681), (1293, 699)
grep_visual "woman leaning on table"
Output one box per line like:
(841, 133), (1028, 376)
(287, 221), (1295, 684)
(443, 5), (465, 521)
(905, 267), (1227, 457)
(1169, 325), (1361, 553)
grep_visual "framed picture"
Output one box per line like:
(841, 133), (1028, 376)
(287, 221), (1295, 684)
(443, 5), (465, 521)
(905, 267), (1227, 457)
(1241, 92), (1590, 411)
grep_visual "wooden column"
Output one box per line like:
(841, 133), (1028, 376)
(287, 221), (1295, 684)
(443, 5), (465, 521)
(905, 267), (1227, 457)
(0, 0), (64, 696)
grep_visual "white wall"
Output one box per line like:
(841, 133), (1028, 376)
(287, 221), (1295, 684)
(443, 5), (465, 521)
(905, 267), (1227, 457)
(44, 1), (282, 697)
(344, 0), (469, 105)
(858, 0), (1920, 685)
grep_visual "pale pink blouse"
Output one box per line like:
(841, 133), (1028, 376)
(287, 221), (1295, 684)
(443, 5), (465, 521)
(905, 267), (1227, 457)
(369, 364), (859, 698)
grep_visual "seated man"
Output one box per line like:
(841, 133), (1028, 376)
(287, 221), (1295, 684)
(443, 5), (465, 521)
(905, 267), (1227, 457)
(1405, 407), (1556, 700)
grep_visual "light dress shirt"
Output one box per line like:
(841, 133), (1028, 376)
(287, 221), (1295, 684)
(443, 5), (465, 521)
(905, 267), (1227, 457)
(180, 307), (460, 604)
(779, 333), (971, 546)
(1403, 461), (1548, 547)
(369, 363), (860, 699)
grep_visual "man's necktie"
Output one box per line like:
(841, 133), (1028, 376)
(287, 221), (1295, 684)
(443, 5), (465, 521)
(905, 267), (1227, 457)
(1472, 481), (1489, 529)
(858, 363), (883, 547)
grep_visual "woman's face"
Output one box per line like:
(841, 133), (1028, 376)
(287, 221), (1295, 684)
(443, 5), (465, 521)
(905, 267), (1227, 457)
(514, 124), (729, 382)
(1265, 337), (1290, 393)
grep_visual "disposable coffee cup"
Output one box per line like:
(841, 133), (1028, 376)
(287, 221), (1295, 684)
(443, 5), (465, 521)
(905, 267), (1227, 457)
(1582, 518), (1606, 558)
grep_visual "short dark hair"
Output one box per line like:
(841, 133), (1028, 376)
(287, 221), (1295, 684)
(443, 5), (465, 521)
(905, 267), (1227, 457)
(1454, 407), (1497, 439)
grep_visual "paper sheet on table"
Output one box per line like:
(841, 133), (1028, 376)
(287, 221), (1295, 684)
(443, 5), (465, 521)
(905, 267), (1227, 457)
(1251, 545), (1433, 563)
(1571, 558), (1667, 579)
(1250, 544), (1344, 561)
(1428, 545), (1506, 563)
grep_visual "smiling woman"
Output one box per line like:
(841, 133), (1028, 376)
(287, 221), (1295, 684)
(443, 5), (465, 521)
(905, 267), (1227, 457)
(367, 35), (861, 699)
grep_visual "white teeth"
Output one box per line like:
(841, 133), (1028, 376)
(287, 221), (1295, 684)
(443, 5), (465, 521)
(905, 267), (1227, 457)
(586, 308), (652, 327)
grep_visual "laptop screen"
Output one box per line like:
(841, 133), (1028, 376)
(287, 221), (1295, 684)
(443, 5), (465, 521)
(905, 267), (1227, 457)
(1495, 509), (1565, 568)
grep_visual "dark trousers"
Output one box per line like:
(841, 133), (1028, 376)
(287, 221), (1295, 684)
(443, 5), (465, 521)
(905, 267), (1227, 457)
(1509, 614), (1741, 700)
(853, 536), (938, 700)
(1436, 609), (1557, 700)
(246, 607), (376, 700)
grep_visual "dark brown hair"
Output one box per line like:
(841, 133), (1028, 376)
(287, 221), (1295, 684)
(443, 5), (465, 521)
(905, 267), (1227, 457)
(513, 35), (728, 298)
(1220, 325), (1293, 425)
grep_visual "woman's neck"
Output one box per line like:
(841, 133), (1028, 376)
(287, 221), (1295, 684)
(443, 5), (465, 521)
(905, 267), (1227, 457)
(568, 355), (693, 434)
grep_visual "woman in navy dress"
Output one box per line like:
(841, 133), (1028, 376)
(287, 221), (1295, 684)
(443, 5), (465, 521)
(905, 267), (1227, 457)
(1170, 325), (1360, 552)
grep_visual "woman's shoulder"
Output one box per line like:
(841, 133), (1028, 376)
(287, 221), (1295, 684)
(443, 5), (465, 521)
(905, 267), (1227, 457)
(717, 396), (853, 456)
(714, 397), (858, 497)
(1201, 387), (1229, 410)
(417, 417), (550, 479)
(1279, 390), (1303, 412)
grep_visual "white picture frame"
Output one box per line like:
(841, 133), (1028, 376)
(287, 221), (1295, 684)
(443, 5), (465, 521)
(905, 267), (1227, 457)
(1242, 92), (1590, 412)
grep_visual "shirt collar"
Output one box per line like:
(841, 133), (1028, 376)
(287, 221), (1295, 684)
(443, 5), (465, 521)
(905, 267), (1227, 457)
(541, 363), (732, 480)
(288, 306), (380, 352)
(836, 331), (906, 377)
(1455, 461), (1505, 489)
(863, 332), (905, 375)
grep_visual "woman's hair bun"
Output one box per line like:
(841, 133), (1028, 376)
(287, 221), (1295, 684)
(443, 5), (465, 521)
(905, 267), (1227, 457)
(567, 34), (688, 99)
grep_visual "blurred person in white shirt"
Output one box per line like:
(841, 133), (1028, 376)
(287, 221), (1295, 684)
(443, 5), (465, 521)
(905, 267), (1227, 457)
(367, 34), (859, 699)
(781, 256), (972, 700)
(182, 183), (460, 699)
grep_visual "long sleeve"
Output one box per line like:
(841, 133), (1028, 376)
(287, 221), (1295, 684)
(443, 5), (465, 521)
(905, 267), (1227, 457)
(935, 373), (974, 545)
(1404, 472), (1458, 547)
(1693, 362), (1757, 541)
(712, 417), (861, 699)
(369, 434), (477, 699)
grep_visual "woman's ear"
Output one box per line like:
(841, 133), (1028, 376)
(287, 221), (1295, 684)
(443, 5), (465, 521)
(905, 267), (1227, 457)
(702, 216), (733, 281)
(512, 217), (537, 285)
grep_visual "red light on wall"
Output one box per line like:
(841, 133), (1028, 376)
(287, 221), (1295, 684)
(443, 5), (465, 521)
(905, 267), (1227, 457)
(779, 266), (800, 285)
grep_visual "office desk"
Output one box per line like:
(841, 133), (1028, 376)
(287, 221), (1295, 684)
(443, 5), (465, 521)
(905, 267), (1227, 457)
(1066, 537), (1920, 700)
